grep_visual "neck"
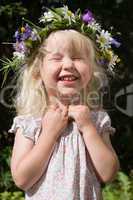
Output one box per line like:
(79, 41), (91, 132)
(48, 90), (87, 107)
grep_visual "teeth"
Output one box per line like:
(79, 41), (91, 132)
(60, 75), (77, 81)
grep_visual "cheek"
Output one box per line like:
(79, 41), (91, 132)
(80, 65), (92, 85)
(40, 66), (59, 87)
(41, 62), (55, 78)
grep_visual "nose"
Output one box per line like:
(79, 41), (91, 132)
(62, 56), (74, 70)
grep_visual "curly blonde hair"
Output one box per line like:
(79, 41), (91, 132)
(14, 30), (106, 117)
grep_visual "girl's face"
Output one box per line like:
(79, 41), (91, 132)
(39, 31), (93, 102)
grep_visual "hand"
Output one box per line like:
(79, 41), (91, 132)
(68, 105), (93, 132)
(41, 104), (68, 139)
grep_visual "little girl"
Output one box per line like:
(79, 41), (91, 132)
(8, 7), (120, 200)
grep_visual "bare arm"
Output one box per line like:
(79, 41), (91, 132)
(82, 124), (120, 183)
(11, 128), (57, 191)
(11, 105), (68, 191)
(68, 105), (119, 183)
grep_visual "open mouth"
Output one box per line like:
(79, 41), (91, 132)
(58, 75), (79, 82)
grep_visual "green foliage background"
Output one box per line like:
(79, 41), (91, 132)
(0, 0), (133, 199)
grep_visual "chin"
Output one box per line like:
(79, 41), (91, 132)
(58, 88), (81, 104)
(58, 87), (80, 95)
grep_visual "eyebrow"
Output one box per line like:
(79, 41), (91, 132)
(48, 52), (63, 57)
(45, 48), (84, 57)
(45, 49), (61, 54)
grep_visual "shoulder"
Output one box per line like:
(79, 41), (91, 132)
(9, 115), (42, 142)
(90, 109), (115, 135)
(90, 109), (110, 124)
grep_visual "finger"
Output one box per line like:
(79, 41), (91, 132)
(68, 105), (75, 112)
(68, 109), (73, 118)
(68, 108), (74, 121)
(61, 106), (68, 116)
(49, 104), (59, 110)
(56, 107), (62, 112)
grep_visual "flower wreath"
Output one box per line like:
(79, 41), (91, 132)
(1, 6), (121, 84)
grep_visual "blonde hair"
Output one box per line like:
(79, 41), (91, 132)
(14, 29), (106, 117)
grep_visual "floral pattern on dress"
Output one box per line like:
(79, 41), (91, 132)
(9, 110), (115, 200)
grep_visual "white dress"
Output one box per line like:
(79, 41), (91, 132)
(9, 110), (115, 200)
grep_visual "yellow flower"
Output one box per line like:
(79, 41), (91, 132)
(67, 10), (72, 16)
(21, 27), (25, 33)
(106, 50), (113, 60)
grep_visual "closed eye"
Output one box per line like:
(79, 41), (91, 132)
(48, 53), (63, 61)
(50, 57), (62, 61)
(71, 57), (83, 60)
